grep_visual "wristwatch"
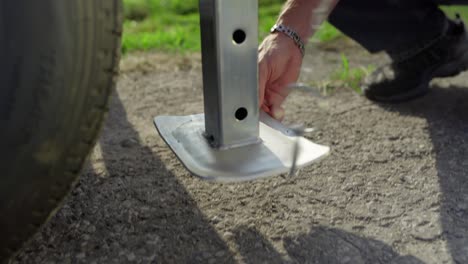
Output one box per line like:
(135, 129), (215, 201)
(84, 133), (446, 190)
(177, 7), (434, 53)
(270, 24), (305, 57)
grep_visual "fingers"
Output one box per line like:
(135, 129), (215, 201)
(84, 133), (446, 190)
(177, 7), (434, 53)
(265, 84), (288, 110)
(262, 86), (287, 121)
(263, 59), (301, 120)
(258, 34), (303, 121)
(261, 104), (271, 114)
(258, 56), (268, 107)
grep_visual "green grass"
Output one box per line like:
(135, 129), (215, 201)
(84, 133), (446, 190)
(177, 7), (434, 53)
(122, 2), (468, 54)
(331, 54), (374, 94)
(123, 12), (201, 53)
(122, 0), (342, 53)
(309, 54), (374, 95)
(443, 5), (468, 19)
(121, 2), (468, 95)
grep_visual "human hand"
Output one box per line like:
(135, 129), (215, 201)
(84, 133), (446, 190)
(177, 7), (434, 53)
(258, 33), (303, 121)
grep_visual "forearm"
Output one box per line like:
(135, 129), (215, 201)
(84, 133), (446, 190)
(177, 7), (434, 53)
(276, 0), (338, 42)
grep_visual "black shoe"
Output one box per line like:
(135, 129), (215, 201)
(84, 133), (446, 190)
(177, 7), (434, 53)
(362, 16), (468, 103)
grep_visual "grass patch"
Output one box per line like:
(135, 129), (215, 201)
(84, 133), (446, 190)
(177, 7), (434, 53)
(442, 5), (468, 20)
(122, 0), (342, 53)
(122, 2), (468, 54)
(123, 12), (201, 53)
(332, 54), (374, 94)
(311, 54), (374, 95)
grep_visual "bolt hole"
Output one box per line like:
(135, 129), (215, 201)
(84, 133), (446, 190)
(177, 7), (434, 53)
(235, 107), (248, 121)
(204, 132), (215, 143)
(233, 29), (246, 44)
(207, 135), (215, 142)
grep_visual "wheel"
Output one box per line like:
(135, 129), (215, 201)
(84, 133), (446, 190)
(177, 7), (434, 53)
(0, 0), (122, 261)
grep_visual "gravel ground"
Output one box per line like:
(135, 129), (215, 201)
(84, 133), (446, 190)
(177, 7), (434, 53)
(14, 39), (468, 264)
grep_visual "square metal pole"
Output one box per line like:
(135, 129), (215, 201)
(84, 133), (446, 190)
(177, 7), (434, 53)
(199, 0), (260, 149)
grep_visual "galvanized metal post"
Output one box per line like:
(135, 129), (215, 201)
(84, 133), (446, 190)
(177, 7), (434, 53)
(199, 0), (260, 149)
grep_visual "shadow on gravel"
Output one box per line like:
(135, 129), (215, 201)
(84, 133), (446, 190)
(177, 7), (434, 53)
(232, 226), (423, 264)
(95, 91), (425, 263)
(16, 89), (434, 263)
(384, 85), (468, 264)
(70, 91), (236, 263)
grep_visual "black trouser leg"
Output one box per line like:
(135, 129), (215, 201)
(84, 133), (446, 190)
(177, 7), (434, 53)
(328, 0), (461, 54)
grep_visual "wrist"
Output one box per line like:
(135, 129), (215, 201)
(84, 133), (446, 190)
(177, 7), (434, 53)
(275, 18), (312, 42)
(265, 32), (304, 60)
(270, 24), (306, 57)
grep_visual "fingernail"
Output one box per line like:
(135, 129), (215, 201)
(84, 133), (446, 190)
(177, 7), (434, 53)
(272, 107), (285, 121)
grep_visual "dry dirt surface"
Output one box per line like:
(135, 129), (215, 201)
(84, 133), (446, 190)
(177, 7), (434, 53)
(14, 40), (468, 264)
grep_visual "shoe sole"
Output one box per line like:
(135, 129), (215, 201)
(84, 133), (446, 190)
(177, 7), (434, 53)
(367, 47), (468, 103)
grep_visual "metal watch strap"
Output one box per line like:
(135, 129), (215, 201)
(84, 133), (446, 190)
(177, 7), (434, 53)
(270, 24), (305, 57)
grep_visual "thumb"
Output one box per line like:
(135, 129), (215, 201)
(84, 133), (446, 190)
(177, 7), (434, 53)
(271, 105), (285, 121)
(258, 58), (268, 107)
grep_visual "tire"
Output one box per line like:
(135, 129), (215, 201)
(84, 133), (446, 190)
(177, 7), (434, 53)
(0, 0), (122, 261)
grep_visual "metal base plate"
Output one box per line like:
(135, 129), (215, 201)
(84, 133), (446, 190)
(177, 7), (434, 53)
(153, 113), (329, 182)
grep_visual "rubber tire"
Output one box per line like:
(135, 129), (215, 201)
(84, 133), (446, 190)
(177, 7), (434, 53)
(0, 0), (122, 261)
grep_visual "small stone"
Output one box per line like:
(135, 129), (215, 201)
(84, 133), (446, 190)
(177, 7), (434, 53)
(411, 225), (442, 241)
(127, 252), (136, 261)
(120, 138), (139, 148)
(457, 203), (468, 211)
(76, 253), (86, 259)
(208, 258), (217, 264)
(271, 235), (282, 241)
(211, 216), (221, 224)
(223, 231), (234, 240)
(342, 256), (352, 263)
(215, 251), (225, 257)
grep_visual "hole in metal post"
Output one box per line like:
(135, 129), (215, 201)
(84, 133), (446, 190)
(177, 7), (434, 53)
(235, 107), (248, 121)
(233, 29), (246, 44)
